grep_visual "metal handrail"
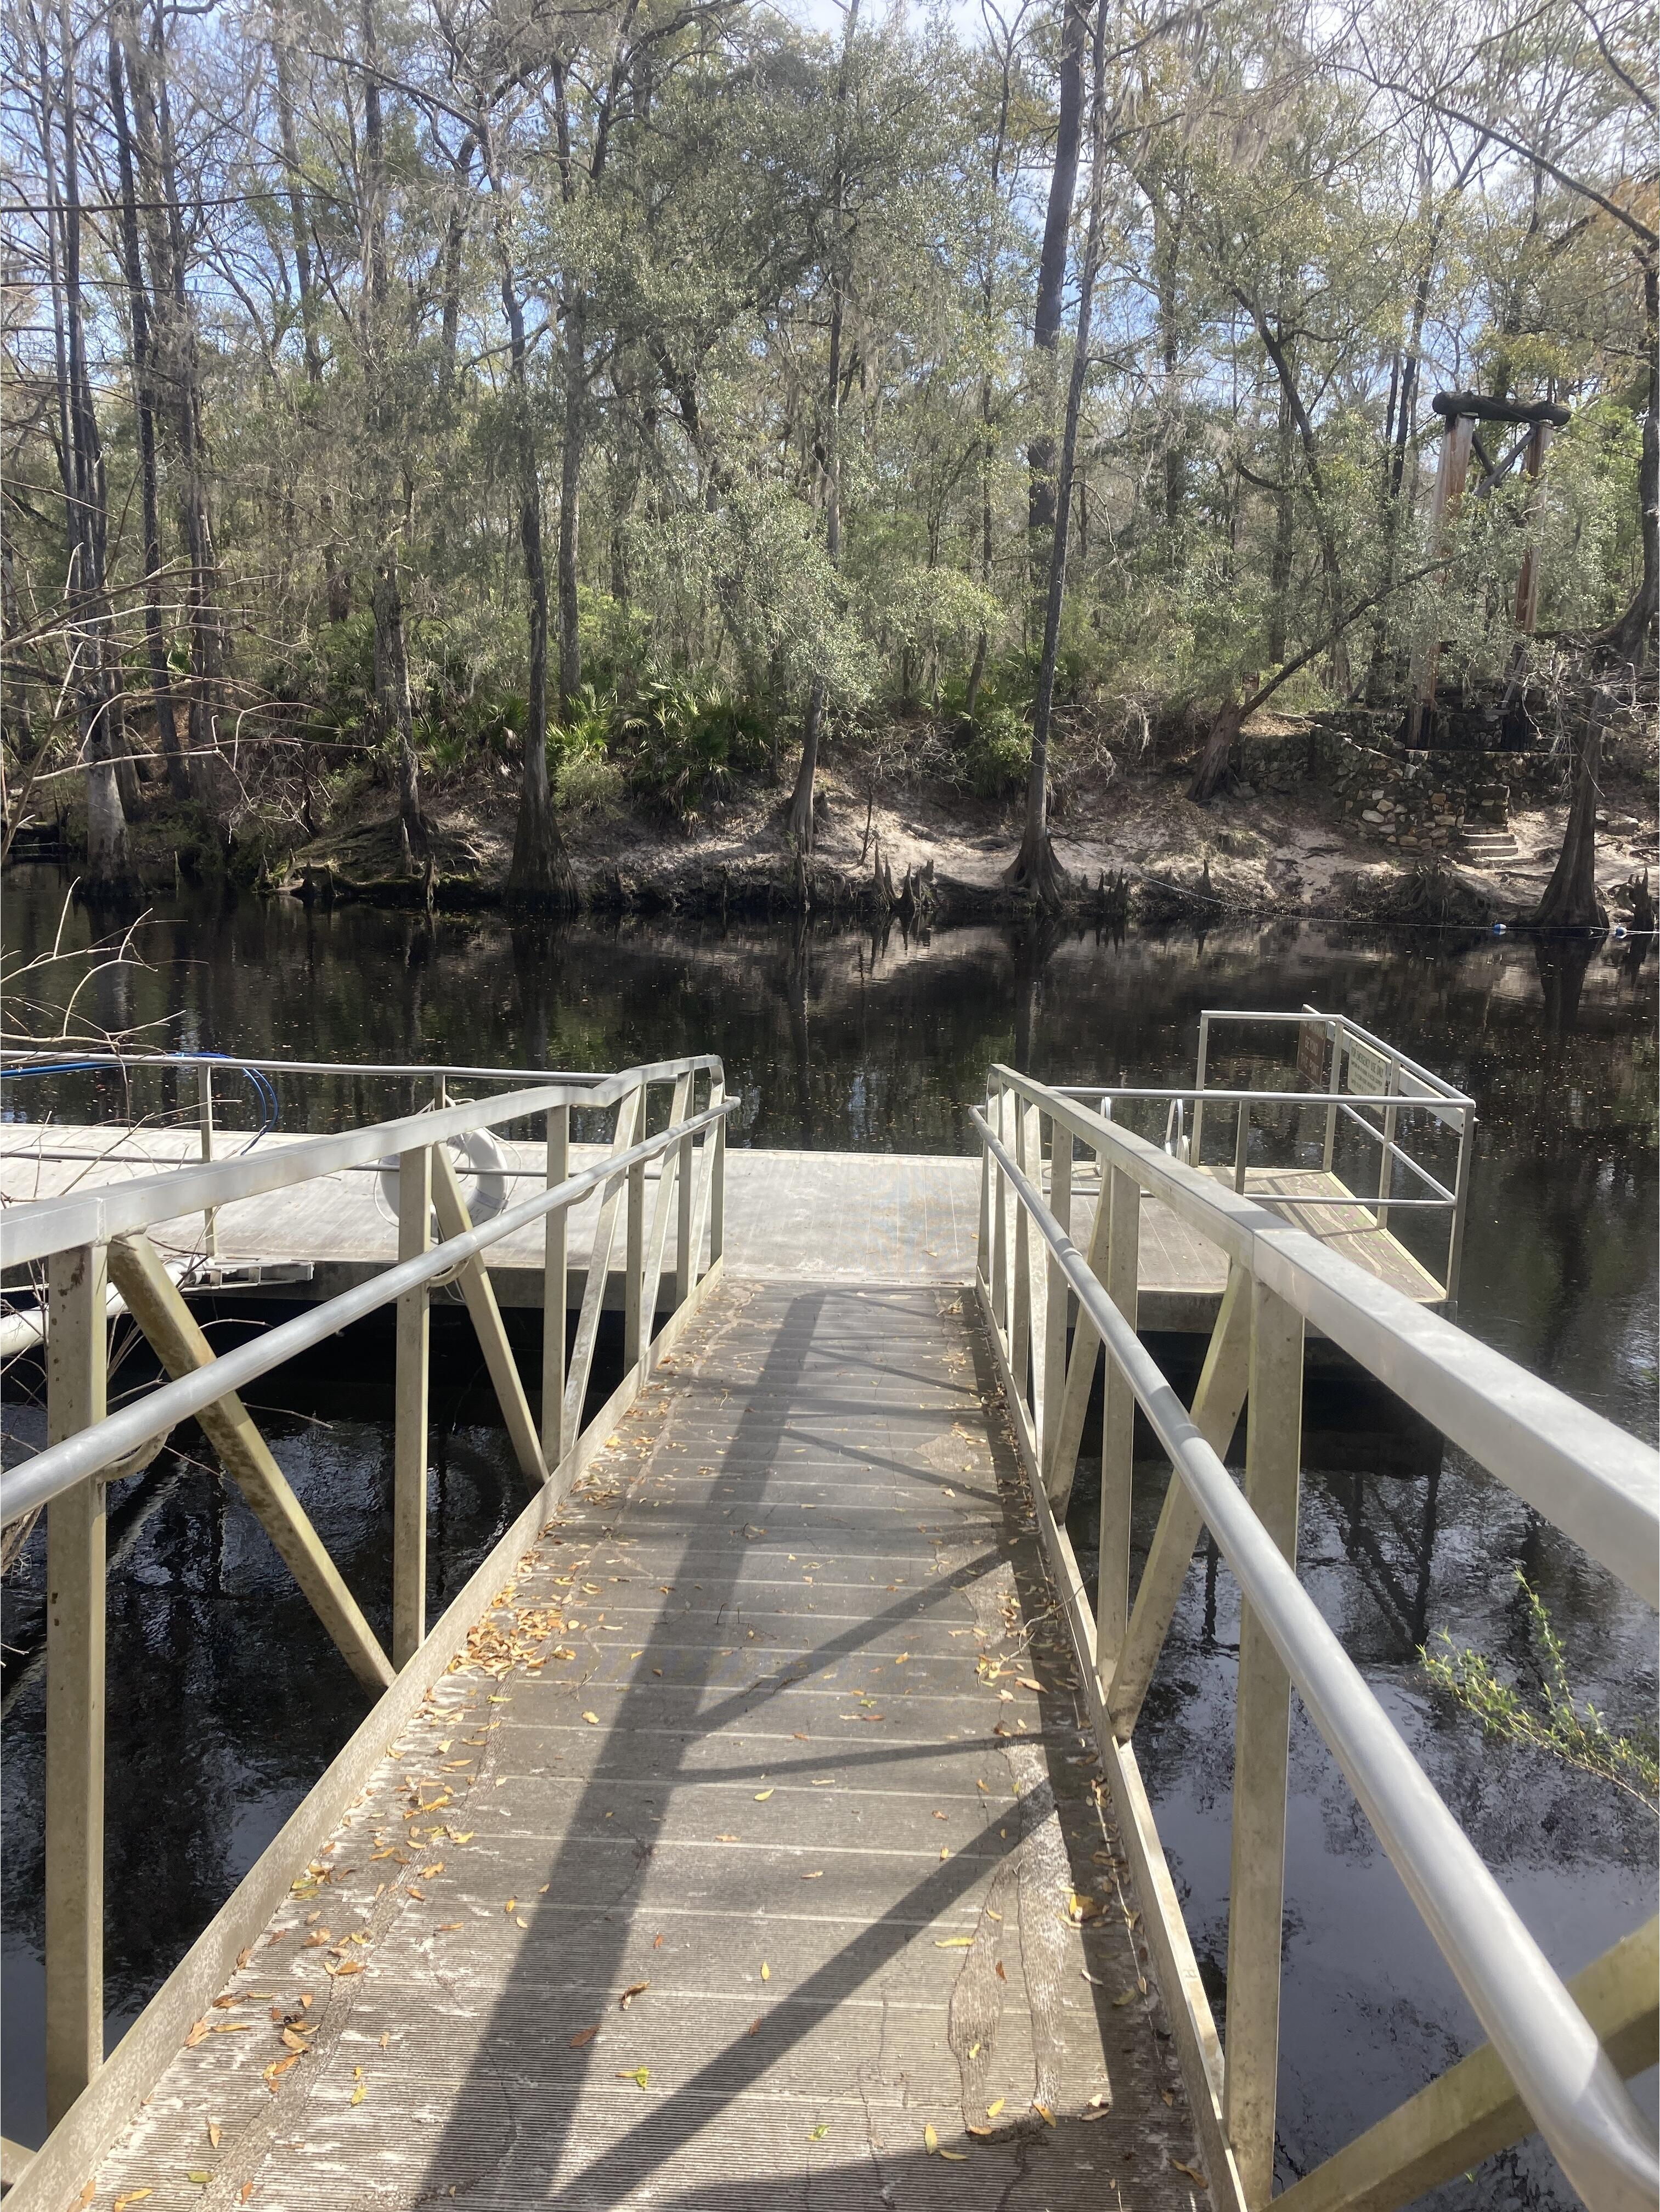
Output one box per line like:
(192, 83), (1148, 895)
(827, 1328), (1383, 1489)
(1189, 1007), (1475, 1107)
(0, 1046), (615, 1087)
(1059, 1086), (1464, 1204)
(0, 1055), (724, 1270)
(975, 1105), (1658, 2210)
(0, 1097), (736, 1523)
(1059, 1081), (1470, 1118)
(989, 1065), (1658, 1605)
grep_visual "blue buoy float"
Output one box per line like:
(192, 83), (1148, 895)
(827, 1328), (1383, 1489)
(1490, 921), (1506, 936)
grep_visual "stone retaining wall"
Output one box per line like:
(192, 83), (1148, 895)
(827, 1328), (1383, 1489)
(1235, 710), (1566, 851)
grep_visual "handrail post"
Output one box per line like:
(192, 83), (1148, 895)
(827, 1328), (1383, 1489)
(1323, 1019), (1342, 1171)
(1041, 1119), (1071, 1485)
(976, 1106), (992, 1293)
(44, 1242), (107, 2127)
(543, 1105), (570, 1466)
(710, 1108), (726, 1266)
(1377, 1063), (1401, 1231)
(624, 1147), (646, 1374)
(197, 1065), (217, 1260)
(1192, 1014), (1211, 1164)
(675, 1118), (695, 1312)
(1446, 1106), (1473, 1308)
(1011, 1101), (1034, 1409)
(393, 1144), (432, 1667)
(1233, 1097), (1250, 1193)
(1097, 1165), (1140, 1677)
(990, 1082), (1009, 1330)
(1224, 1275), (1305, 2207)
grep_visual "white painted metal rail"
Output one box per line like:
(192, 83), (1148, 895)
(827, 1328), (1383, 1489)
(0, 1053), (732, 2182)
(1059, 1004), (1477, 1300)
(974, 1063), (1657, 2212)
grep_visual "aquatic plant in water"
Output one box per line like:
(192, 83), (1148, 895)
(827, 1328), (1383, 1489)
(1421, 1571), (1658, 1811)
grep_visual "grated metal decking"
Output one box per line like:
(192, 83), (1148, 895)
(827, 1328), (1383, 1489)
(82, 1282), (1205, 2210)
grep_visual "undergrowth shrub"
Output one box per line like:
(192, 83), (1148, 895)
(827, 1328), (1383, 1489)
(618, 673), (766, 817)
(961, 704), (1030, 799)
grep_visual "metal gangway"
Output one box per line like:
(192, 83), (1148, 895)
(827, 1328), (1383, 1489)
(0, 1035), (1653, 2211)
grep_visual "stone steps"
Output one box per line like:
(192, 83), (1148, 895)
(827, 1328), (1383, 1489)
(1460, 830), (1521, 865)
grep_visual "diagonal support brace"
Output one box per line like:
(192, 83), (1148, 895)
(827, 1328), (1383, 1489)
(1107, 1263), (1252, 1736)
(430, 1148), (547, 1488)
(106, 1234), (394, 1694)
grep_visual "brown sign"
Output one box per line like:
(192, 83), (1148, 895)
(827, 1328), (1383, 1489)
(1296, 1022), (1331, 1091)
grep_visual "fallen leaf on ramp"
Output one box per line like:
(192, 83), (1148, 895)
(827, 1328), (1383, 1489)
(923, 2124), (940, 2154)
(1173, 2159), (1207, 2185)
(619, 1983), (648, 2008)
(934, 1937), (972, 1948)
(207, 2124), (222, 2150)
(808, 2123), (829, 2141)
(616, 2066), (650, 2089)
(754, 1788), (774, 1801)
(569, 2025), (600, 2047)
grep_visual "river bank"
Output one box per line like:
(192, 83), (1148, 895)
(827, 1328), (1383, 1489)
(18, 709), (1659, 930)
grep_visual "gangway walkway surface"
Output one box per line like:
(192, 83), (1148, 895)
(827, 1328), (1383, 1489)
(4, 1023), (1654, 2212)
(82, 1281), (1201, 2210)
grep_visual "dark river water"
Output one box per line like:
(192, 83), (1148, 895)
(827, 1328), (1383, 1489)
(2, 865), (1656, 2194)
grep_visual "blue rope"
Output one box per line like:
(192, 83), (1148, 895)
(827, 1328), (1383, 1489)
(1, 1055), (281, 1142)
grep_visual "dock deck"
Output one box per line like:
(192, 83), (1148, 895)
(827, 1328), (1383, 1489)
(0, 1127), (1444, 1327)
(82, 1282), (1202, 2209)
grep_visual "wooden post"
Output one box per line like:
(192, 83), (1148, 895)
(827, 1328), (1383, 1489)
(107, 1234), (396, 1692)
(710, 1108), (726, 1265)
(637, 1074), (692, 1377)
(624, 1149), (646, 1374)
(197, 1065), (217, 1260)
(563, 1087), (643, 1442)
(1011, 1101), (1034, 1414)
(976, 1114), (992, 1291)
(393, 1144), (431, 1668)
(44, 1243), (107, 2126)
(1508, 421), (1552, 645)
(1096, 1165), (1140, 1675)
(675, 1123), (695, 1310)
(1404, 411), (1475, 746)
(1224, 1277), (1305, 2208)
(543, 1105), (570, 1467)
(1042, 1121), (1072, 1480)
(1447, 1107), (1473, 1308)
(1042, 1142), (1115, 1508)
(990, 1084), (1009, 1329)
(1376, 1062), (1400, 1233)
(1190, 1014), (1211, 1165)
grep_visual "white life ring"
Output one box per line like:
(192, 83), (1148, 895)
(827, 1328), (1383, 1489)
(379, 1130), (510, 1231)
